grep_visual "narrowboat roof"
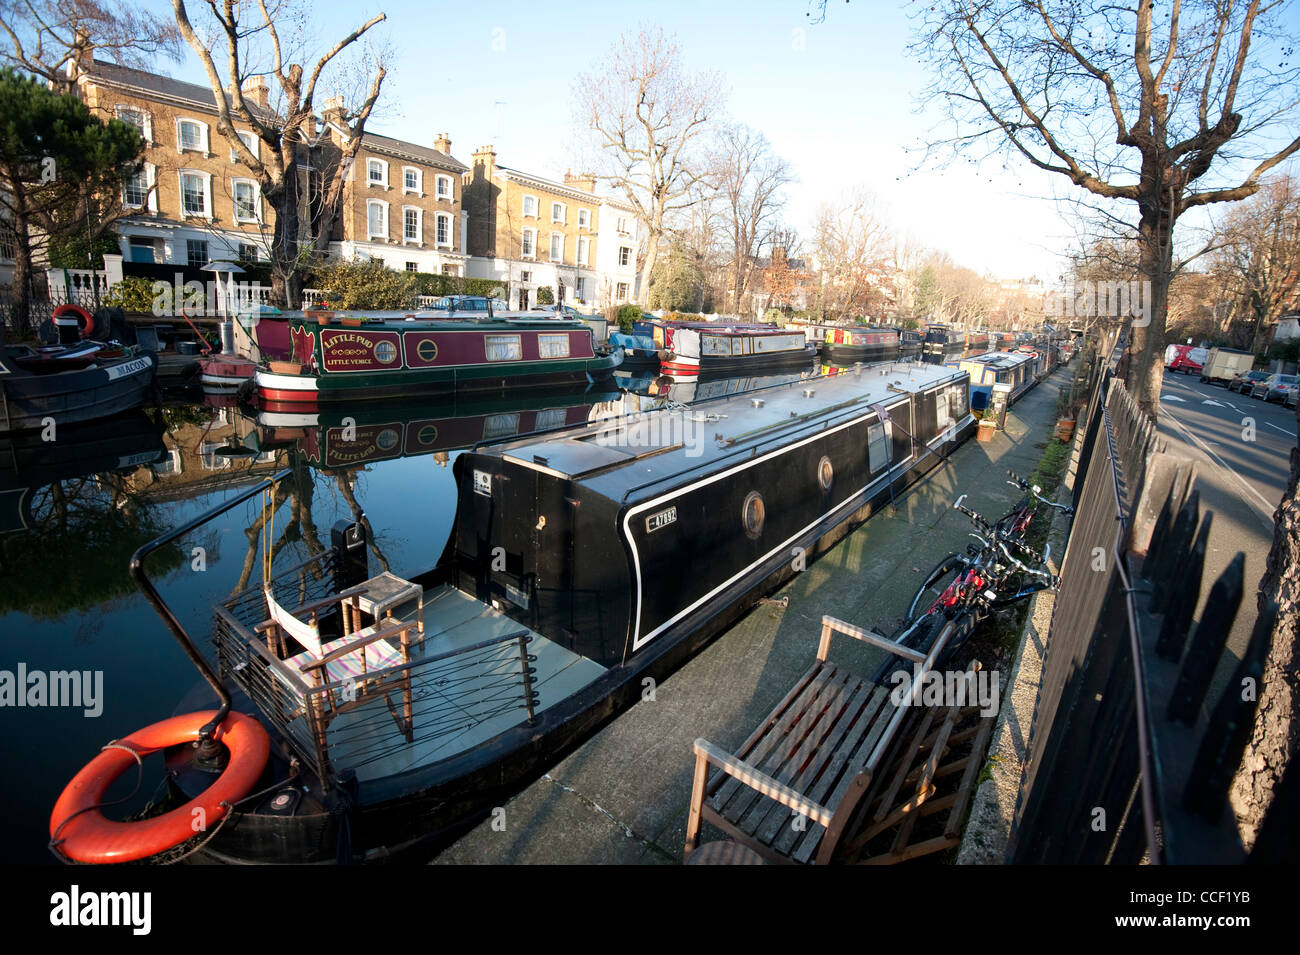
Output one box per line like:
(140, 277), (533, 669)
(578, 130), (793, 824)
(471, 361), (968, 505)
(285, 313), (591, 331)
(963, 350), (1036, 370)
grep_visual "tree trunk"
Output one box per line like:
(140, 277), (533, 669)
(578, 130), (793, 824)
(1233, 397), (1300, 849)
(268, 164), (305, 310)
(639, 225), (662, 309)
(1127, 202), (1173, 418)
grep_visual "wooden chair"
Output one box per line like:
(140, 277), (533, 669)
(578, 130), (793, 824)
(684, 614), (990, 864)
(257, 583), (422, 767)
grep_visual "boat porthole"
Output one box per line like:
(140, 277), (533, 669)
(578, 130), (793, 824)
(817, 456), (833, 492)
(742, 491), (765, 539)
(417, 339), (439, 362)
(375, 340), (398, 364)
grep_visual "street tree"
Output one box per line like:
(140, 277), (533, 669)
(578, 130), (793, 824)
(170, 0), (388, 307)
(0, 68), (143, 331)
(575, 27), (723, 308)
(838, 0), (1300, 418)
(811, 187), (891, 321)
(0, 0), (181, 93)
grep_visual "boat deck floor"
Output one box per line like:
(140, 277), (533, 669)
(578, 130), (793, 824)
(321, 584), (606, 783)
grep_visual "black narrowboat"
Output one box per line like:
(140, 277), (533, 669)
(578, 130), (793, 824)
(52, 362), (975, 864)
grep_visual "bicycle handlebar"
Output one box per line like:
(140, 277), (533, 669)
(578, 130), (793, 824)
(1007, 470), (1075, 516)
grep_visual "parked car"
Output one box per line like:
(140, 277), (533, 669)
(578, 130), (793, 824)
(1165, 343), (1207, 374)
(428, 295), (494, 313)
(1286, 386), (1298, 410)
(1229, 369), (1271, 393)
(541, 304), (591, 320)
(1261, 373), (1299, 403)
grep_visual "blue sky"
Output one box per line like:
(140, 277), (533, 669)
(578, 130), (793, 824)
(143, 0), (1298, 282)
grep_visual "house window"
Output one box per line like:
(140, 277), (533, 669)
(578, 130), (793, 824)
(485, 334), (522, 362)
(232, 179), (258, 221)
(187, 239), (208, 268)
(180, 172), (208, 216)
(435, 213), (451, 247)
(403, 167), (421, 194)
(367, 200), (388, 239)
(0, 228), (15, 261)
(128, 236), (156, 264)
(576, 277), (586, 301)
(521, 228), (535, 259)
(551, 202), (565, 224)
(615, 282), (629, 302)
(367, 158), (388, 187)
(577, 237), (589, 266)
(522, 194), (537, 218)
(538, 333), (570, 359)
(237, 243), (258, 263)
(616, 216), (629, 234)
(116, 105), (150, 141)
(577, 208), (590, 230)
(178, 119), (206, 153)
(442, 264), (459, 276)
(520, 270), (531, 283)
(618, 246), (631, 266)
(550, 233), (563, 263)
(123, 168), (149, 208)
(403, 206), (420, 242)
(406, 261), (418, 272)
(435, 175), (452, 199)
(231, 130), (258, 162)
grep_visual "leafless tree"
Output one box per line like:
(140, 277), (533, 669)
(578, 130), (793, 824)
(812, 188), (892, 320)
(858, 0), (1300, 419)
(714, 123), (795, 313)
(0, 0), (182, 93)
(170, 0), (388, 307)
(574, 27), (724, 308)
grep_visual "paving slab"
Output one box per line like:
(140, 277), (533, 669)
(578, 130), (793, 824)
(435, 371), (1068, 864)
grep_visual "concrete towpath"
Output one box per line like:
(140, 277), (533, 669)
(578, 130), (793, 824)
(434, 368), (1070, 864)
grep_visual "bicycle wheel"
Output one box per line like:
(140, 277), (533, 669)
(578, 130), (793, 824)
(871, 612), (945, 686)
(904, 554), (970, 625)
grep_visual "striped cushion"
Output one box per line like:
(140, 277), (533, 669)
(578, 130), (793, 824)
(286, 630), (403, 687)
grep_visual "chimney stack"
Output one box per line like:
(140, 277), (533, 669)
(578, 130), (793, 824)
(563, 170), (597, 194)
(472, 144), (496, 177)
(434, 133), (452, 156)
(241, 77), (269, 109)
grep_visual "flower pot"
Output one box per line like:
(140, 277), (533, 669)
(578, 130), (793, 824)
(1055, 417), (1076, 442)
(306, 310), (332, 325)
(269, 361), (302, 375)
(340, 316), (364, 327)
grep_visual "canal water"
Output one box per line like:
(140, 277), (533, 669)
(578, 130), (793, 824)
(0, 363), (824, 863)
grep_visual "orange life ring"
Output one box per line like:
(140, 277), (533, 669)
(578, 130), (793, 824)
(49, 710), (269, 863)
(53, 304), (95, 339)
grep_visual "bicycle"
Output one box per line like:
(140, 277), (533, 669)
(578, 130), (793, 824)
(871, 470), (1074, 685)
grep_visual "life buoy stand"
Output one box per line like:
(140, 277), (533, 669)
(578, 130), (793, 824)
(49, 710), (269, 863)
(52, 304), (95, 339)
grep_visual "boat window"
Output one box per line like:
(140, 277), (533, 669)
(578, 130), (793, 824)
(949, 385), (969, 421)
(485, 335), (522, 362)
(935, 391), (954, 433)
(742, 491), (766, 539)
(538, 333), (570, 359)
(483, 413), (520, 439)
(867, 421), (889, 473)
(817, 456), (834, 492)
(535, 408), (568, 431)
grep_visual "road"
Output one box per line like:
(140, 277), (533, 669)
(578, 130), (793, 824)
(1153, 369), (1296, 692)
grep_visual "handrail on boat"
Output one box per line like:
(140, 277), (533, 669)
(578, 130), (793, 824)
(129, 467), (293, 745)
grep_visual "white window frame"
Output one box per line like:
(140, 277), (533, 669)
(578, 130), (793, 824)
(367, 199), (389, 240)
(549, 232), (563, 263)
(176, 117), (208, 155)
(230, 130), (259, 163)
(186, 238), (209, 269)
(231, 177), (260, 223)
(576, 236), (590, 266)
(435, 212), (452, 248)
(367, 158), (389, 189)
(618, 246), (631, 267)
(178, 169), (213, 219)
(551, 201), (566, 224)
(577, 208), (590, 230)
(122, 162), (157, 212)
(615, 282), (629, 302)
(435, 174), (453, 200)
(521, 227), (536, 260)
(402, 166), (422, 195)
(522, 194), (538, 219)
(237, 242), (260, 263)
(616, 216), (629, 235)
(402, 205), (422, 244)
(115, 105), (152, 143)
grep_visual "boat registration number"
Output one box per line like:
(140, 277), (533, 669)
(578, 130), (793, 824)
(645, 506), (677, 533)
(104, 357), (152, 381)
(473, 469), (492, 497)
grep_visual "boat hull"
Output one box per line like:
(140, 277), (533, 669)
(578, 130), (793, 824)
(0, 352), (156, 433)
(661, 343), (819, 377)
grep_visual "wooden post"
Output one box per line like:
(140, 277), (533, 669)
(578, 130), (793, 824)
(685, 743), (711, 857)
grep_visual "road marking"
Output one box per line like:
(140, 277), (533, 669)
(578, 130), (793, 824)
(1201, 399), (1224, 407)
(1161, 394), (1187, 402)
(1265, 421), (1298, 438)
(1161, 408), (1277, 529)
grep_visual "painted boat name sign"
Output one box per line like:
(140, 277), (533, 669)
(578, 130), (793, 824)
(319, 330), (403, 372)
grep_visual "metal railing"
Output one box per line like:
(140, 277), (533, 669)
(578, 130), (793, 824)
(1006, 358), (1283, 863)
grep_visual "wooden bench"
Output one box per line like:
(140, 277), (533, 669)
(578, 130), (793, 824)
(684, 613), (992, 864)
